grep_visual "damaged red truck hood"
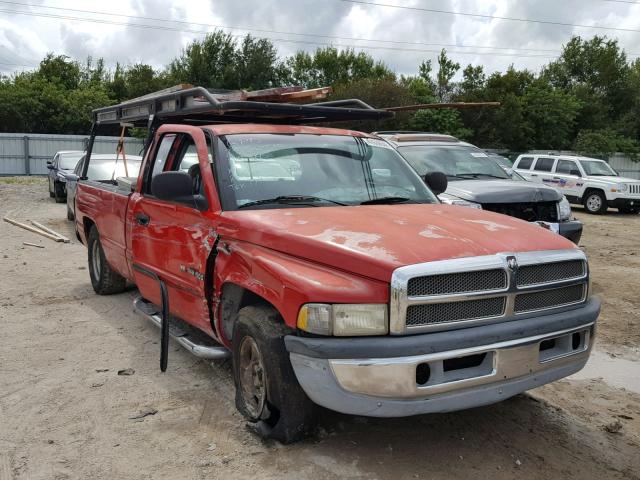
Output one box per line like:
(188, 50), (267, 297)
(219, 204), (576, 282)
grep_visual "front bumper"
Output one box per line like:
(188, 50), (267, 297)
(558, 220), (583, 243)
(608, 198), (640, 209)
(285, 298), (599, 417)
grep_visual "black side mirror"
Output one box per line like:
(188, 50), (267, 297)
(569, 169), (581, 177)
(46, 164), (54, 170)
(151, 171), (208, 210)
(424, 171), (448, 196)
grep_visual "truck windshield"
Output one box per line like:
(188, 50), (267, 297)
(216, 134), (438, 210)
(399, 145), (511, 180)
(579, 160), (617, 176)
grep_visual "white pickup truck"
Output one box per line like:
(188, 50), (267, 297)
(513, 154), (640, 214)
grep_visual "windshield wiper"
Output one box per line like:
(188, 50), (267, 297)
(238, 195), (347, 209)
(456, 173), (506, 179)
(360, 196), (412, 205)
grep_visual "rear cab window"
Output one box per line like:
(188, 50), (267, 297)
(533, 157), (556, 172)
(516, 156), (534, 169)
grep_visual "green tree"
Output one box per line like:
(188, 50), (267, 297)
(435, 49), (460, 101)
(285, 47), (393, 88)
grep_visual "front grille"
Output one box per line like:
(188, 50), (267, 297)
(481, 201), (559, 222)
(407, 269), (507, 296)
(514, 284), (585, 313)
(406, 297), (506, 326)
(630, 184), (640, 195)
(517, 260), (585, 286)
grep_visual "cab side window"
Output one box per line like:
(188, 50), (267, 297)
(516, 156), (534, 169)
(172, 135), (214, 196)
(74, 157), (85, 175)
(144, 134), (177, 194)
(533, 157), (555, 172)
(556, 160), (579, 175)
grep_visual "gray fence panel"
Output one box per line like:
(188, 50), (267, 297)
(0, 133), (145, 175)
(609, 155), (640, 180)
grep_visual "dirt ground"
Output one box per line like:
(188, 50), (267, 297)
(1, 177), (639, 480)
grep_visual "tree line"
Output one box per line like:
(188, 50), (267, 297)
(1, 31), (638, 158)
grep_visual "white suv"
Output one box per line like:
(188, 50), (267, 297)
(513, 154), (640, 214)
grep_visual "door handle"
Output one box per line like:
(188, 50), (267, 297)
(531, 174), (538, 177)
(135, 213), (150, 226)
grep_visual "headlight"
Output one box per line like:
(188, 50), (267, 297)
(613, 183), (627, 192)
(558, 196), (572, 221)
(297, 303), (388, 336)
(439, 195), (482, 209)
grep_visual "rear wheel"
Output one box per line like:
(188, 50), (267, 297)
(48, 179), (54, 197)
(232, 305), (317, 443)
(87, 226), (126, 295)
(67, 206), (74, 221)
(583, 191), (607, 214)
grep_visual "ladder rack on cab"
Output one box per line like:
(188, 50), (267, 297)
(92, 84), (393, 127)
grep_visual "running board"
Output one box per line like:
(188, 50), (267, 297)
(133, 296), (230, 360)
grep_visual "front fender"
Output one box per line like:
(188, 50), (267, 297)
(214, 239), (389, 332)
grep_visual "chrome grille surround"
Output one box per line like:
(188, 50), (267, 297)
(628, 183), (640, 196)
(390, 249), (589, 335)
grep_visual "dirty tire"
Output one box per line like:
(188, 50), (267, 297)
(232, 305), (317, 444)
(583, 191), (607, 214)
(54, 182), (66, 203)
(87, 226), (126, 295)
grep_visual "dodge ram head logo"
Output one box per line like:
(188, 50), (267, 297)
(507, 256), (518, 271)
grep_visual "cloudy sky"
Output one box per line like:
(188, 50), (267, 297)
(1, 0), (639, 78)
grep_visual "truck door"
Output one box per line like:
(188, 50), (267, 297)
(529, 156), (556, 186)
(128, 126), (219, 334)
(553, 159), (582, 200)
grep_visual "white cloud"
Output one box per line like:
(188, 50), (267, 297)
(0, 0), (638, 78)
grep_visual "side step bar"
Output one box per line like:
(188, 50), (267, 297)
(133, 296), (230, 360)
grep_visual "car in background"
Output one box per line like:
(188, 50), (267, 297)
(380, 133), (583, 243)
(46, 150), (84, 203)
(513, 154), (640, 214)
(65, 154), (143, 220)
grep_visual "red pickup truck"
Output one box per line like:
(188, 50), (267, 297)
(74, 87), (600, 443)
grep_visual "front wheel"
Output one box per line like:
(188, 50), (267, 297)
(87, 226), (126, 295)
(232, 305), (317, 443)
(583, 191), (607, 214)
(54, 181), (66, 203)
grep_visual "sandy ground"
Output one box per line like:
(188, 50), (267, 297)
(1, 177), (639, 480)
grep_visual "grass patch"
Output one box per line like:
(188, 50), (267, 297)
(0, 176), (45, 185)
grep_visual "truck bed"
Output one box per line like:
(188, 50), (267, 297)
(75, 178), (135, 282)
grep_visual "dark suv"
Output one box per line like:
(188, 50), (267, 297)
(380, 134), (583, 244)
(46, 150), (84, 203)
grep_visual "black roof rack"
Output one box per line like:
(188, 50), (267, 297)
(93, 85), (393, 127)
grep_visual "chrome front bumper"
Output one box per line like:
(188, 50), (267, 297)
(288, 322), (595, 417)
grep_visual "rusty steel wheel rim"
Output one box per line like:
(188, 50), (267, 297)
(239, 336), (267, 419)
